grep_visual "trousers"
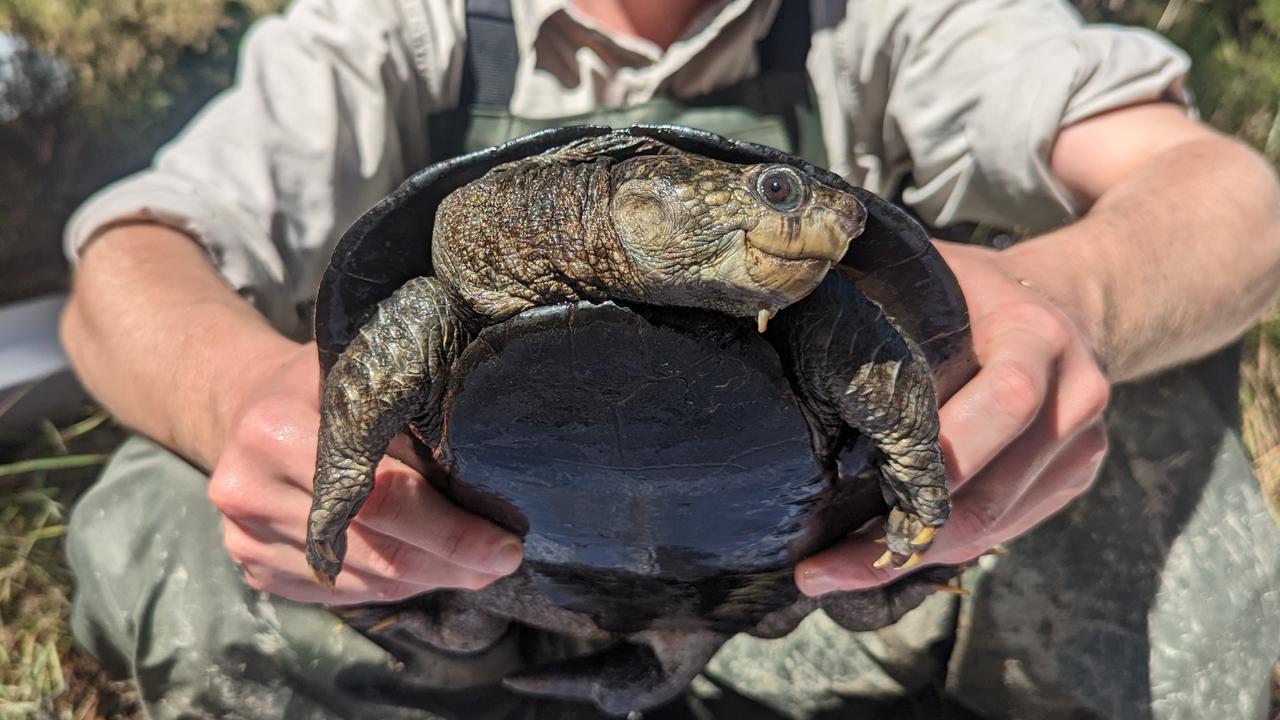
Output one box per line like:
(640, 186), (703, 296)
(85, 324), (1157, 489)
(67, 363), (1280, 719)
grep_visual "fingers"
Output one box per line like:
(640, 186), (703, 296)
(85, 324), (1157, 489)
(215, 463), (520, 588)
(224, 398), (519, 569)
(225, 518), (420, 604)
(796, 244), (1114, 597)
(210, 383), (523, 603)
(924, 421), (1107, 566)
(796, 538), (897, 595)
(939, 298), (1109, 486)
(796, 421), (1107, 595)
(797, 311), (1108, 595)
(938, 304), (1067, 491)
(352, 463), (523, 574)
(218, 462), (522, 574)
(940, 362), (1099, 528)
(223, 518), (504, 605)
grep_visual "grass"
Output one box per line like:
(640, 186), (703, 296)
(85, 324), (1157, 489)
(1243, 315), (1280, 524)
(1243, 318), (1280, 720)
(0, 410), (136, 719)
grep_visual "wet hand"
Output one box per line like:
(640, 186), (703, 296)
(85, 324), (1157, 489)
(796, 240), (1110, 595)
(207, 342), (523, 604)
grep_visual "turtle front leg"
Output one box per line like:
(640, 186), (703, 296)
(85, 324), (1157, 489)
(839, 345), (948, 569)
(308, 276), (470, 585)
(776, 276), (949, 569)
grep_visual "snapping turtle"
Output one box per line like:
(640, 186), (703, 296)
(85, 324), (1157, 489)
(309, 125), (975, 715)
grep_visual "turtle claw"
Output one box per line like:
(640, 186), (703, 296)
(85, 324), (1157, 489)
(929, 581), (968, 597)
(872, 548), (923, 571)
(311, 567), (336, 589)
(874, 507), (941, 570)
(369, 613), (399, 634)
(306, 534), (345, 588)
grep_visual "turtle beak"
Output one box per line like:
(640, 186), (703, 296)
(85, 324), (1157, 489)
(747, 191), (864, 265)
(828, 194), (867, 262)
(746, 215), (849, 263)
(734, 191), (866, 325)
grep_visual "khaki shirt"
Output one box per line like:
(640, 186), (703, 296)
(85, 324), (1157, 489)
(65, 0), (1190, 330)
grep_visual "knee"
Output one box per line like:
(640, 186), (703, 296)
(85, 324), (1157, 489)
(66, 437), (216, 670)
(68, 437), (210, 577)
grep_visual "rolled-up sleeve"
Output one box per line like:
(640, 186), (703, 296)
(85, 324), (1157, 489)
(64, 0), (443, 329)
(862, 0), (1191, 233)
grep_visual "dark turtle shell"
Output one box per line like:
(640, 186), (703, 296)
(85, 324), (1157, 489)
(314, 125), (977, 634)
(317, 125), (973, 383)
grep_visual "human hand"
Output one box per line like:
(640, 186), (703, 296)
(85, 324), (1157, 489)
(796, 240), (1111, 595)
(207, 342), (523, 604)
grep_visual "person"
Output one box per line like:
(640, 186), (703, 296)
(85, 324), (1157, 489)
(59, 0), (1280, 718)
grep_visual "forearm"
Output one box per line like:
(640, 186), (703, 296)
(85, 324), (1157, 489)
(61, 223), (299, 469)
(1000, 135), (1280, 382)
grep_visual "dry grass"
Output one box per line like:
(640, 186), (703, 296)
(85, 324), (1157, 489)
(1243, 316), (1280, 720)
(1243, 313), (1280, 525)
(0, 411), (137, 719)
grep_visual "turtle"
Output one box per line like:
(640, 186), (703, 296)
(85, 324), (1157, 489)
(308, 125), (976, 716)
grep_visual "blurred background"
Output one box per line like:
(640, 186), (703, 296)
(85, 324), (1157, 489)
(0, 1), (1276, 718)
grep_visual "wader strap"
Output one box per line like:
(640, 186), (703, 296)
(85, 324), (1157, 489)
(460, 0), (518, 109)
(459, 0), (812, 110)
(757, 0), (811, 74)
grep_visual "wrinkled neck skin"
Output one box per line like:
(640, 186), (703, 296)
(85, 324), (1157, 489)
(431, 158), (647, 323)
(430, 152), (856, 326)
(605, 155), (759, 315)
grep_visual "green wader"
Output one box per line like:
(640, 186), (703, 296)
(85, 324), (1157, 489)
(68, 1), (1279, 718)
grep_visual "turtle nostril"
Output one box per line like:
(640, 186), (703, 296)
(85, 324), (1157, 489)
(839, 198), (868, 238)
(839, 215), (865, 242)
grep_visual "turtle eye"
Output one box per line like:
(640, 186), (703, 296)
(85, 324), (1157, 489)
(755, 166), (806, 212)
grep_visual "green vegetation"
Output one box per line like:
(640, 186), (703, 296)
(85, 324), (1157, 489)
(1081, 0), (1280, 162)
(0, 0), (1277, 717)
(0, 413), (125, 719)
(0, 0), (288, 304)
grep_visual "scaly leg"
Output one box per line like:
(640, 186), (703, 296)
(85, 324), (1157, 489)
(776, 276), (950, 569)
(503, 629), (726, 716)
(307, 276), (470, 585)
(839, 343), (948, 568)
(339, 592), (511, 655)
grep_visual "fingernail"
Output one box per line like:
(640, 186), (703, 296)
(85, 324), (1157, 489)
(487, 542), (523, 574)
(798, 568), (840, 597)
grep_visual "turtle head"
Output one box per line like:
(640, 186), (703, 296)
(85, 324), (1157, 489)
(610, 155), (865, 323)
